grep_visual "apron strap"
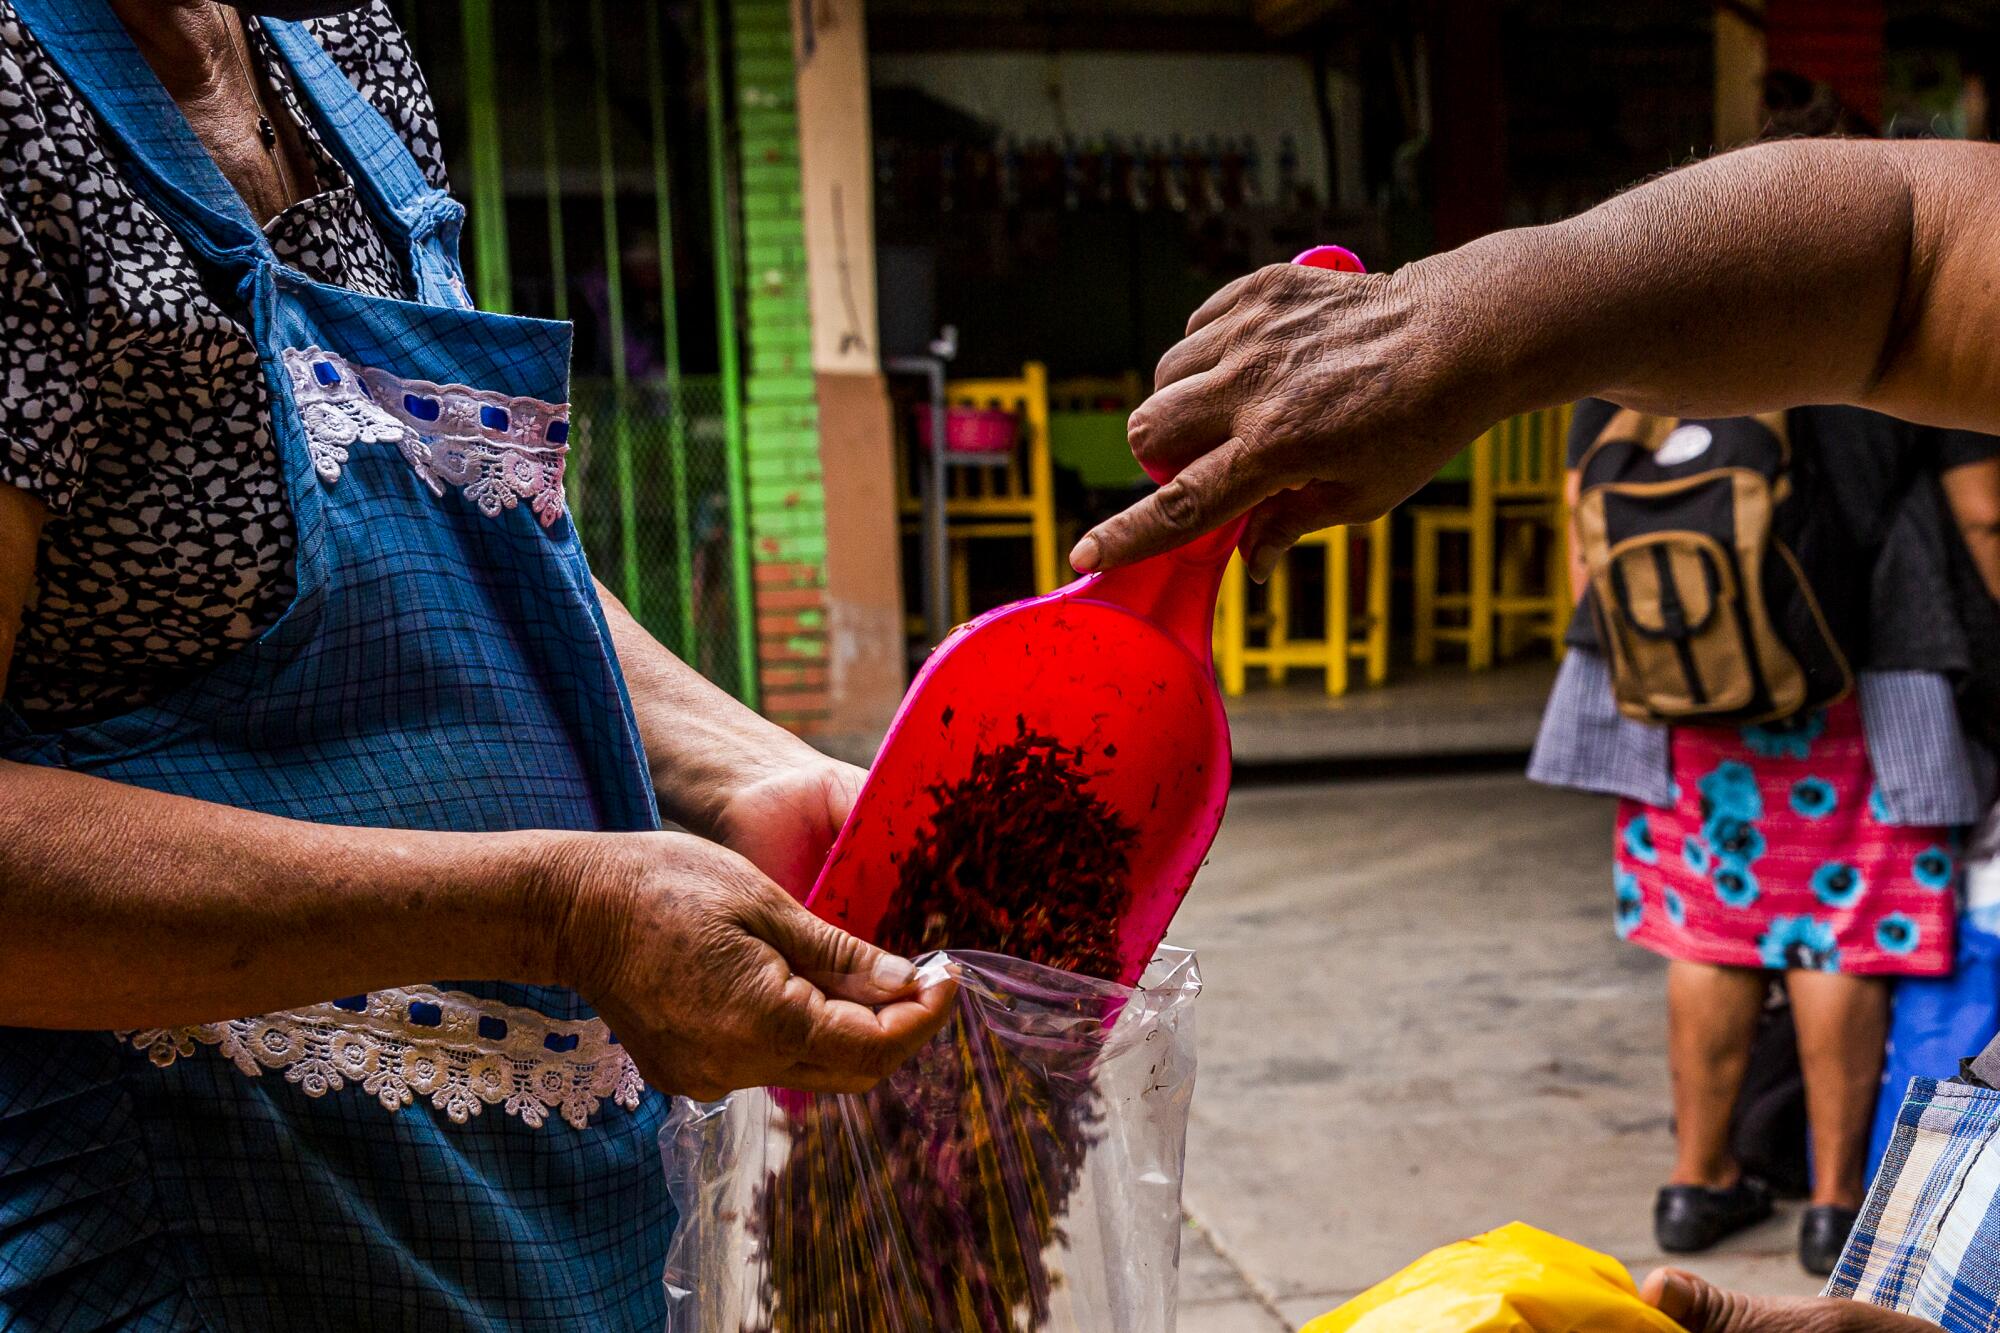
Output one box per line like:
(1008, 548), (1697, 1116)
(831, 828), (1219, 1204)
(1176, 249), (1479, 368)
(259, 20), (471, 310)
(11, 0), (273, 280)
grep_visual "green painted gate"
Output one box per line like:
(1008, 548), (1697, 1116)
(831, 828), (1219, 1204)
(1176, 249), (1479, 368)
(397, 0), (762, 704)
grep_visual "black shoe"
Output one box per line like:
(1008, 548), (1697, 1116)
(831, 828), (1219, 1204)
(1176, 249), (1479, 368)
(1799, 1205), (1859, 1277)
(1654, 1178), (1775, 1253)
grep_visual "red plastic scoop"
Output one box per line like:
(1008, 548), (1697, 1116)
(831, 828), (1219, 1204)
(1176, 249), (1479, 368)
(806, 245), (1366, 985)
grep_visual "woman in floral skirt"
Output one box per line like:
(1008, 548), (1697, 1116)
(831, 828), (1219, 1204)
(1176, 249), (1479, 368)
(1529, 77), (2000, 1279)
(1616, 714), (1960, 981)
(1533, 392), (2000, 1276)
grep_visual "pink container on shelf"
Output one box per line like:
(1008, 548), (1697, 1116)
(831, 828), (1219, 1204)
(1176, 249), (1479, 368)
(914, 404), (1019, 455)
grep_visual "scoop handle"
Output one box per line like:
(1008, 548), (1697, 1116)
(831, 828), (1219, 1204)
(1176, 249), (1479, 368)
(1292, 244), (1365, 273)
(1085, 244), (1368, 656)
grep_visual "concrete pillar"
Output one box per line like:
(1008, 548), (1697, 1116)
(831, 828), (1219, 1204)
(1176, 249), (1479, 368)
(1714, 2), (1767, 147)
(792, 0), (906, 737)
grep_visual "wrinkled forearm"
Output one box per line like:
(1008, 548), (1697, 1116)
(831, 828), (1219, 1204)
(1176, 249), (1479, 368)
(1405, 139), (2000, 432)
(0, 760), (562, 1029)
(594, 579), (819, 838)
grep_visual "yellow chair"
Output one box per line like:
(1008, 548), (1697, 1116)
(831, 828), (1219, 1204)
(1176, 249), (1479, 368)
(1045, 372), (1144, 559)
(1047, 371), (1144, 414)
(897, 363), (1059, 625)
(1214, 516), (1392, 697)
(1409, 405), (1574, 670)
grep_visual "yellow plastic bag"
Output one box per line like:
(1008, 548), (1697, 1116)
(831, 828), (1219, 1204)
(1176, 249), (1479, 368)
(1300, 1222), (1684, 1332)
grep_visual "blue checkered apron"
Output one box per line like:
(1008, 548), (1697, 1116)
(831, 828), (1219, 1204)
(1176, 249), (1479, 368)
(0, 5), (674, 1328)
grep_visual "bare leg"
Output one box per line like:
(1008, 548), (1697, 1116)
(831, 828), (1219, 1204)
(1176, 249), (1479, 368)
(1785, 969), (1889, 1208)
(1667, 960), (1770, 1189)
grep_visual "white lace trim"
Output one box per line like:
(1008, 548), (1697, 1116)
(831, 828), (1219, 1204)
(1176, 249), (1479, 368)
(280, 347), (571, 527)
(123, 985), (643, 1130)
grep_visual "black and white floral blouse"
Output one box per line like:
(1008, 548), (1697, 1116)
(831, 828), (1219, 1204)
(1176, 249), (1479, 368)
(0, 1), (446, 722)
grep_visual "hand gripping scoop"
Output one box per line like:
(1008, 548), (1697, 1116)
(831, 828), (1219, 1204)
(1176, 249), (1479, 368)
(805, 245), (1366, 984)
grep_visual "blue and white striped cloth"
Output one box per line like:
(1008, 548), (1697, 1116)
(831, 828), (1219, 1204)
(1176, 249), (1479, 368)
(1525, 650), (1675, 806)
(1830, 1076), (2000, 1326)
(1528, 649), (1993, 826)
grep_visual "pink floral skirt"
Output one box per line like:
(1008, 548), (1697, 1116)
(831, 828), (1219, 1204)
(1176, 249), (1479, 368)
(1614, 698), (1957, 977)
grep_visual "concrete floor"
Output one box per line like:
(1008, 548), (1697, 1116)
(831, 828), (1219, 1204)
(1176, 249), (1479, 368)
(1165, 771), (1827, 1331)
(1222, 660), (1559, 766)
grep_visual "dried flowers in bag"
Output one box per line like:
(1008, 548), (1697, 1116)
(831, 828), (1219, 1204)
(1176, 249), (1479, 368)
(661, 948), (1199, 1333)
(661, 723), (1201, 1332)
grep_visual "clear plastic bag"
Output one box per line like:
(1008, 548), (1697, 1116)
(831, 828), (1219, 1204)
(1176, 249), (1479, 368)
(660, 947), (1201, 1333)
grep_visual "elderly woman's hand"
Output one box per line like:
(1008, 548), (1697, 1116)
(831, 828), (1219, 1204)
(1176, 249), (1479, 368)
(711, 754), (866, 899)
(542, 830), (954, 1101)
(1641, 1268), (1942, 1332)
(1070, 261), (1500, 582)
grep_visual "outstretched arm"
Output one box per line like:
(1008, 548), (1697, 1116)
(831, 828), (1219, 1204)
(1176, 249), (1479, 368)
(1074, 139), (2000, 578)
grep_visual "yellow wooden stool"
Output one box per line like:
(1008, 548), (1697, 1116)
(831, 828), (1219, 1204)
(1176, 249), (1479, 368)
(1409, 405), (1573, 669)
(1214, 515), (1391, 696)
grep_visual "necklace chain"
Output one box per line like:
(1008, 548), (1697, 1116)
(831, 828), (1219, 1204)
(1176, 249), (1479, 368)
(214, 5), (300, 208)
